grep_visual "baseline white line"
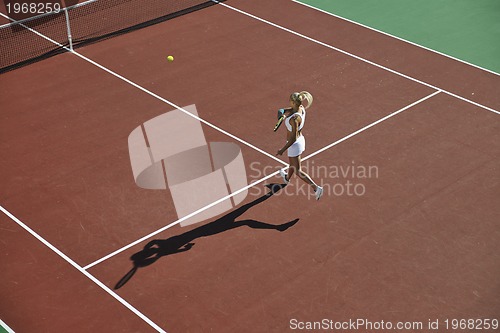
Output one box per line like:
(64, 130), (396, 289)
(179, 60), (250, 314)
(0, 12), (287, 166)
(83, 169), (283, 270)
(293, 0), (500, 77)
(0, 205), (167, 333)
(0, 319), (15, 333)
(303, 90), (442, 161)
(212, 1), (500, 115)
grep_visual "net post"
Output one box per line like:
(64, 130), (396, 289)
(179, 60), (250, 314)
(64, 8), (73, 51)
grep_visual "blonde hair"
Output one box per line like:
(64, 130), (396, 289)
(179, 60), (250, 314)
(290, 91), (313, 109)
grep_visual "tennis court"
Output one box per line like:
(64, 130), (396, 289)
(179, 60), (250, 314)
(1, 0), (499, 332)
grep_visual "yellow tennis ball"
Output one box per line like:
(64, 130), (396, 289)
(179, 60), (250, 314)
(167, 55), (174, 62)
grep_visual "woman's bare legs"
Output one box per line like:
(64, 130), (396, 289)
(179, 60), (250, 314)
(288, 155), (318, 190)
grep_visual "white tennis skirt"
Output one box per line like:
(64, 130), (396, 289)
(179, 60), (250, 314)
(288, 135), (305, 157)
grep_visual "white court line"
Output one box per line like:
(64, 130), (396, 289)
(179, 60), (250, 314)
(303, 90), (442, 161)
(69, 52), (287, 166)
(0, 13), (287, 167)
(293, 0), (500, 77)
(0, 206), (167, 333)
(0, 319), (15, 333)
(212, 1), (500, 116)
(83, 169), (282, 270)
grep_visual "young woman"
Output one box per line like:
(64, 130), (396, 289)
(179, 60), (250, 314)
(276, 91), (323, 200)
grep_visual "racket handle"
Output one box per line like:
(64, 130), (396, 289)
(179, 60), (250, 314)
(273, 115), (285, 132)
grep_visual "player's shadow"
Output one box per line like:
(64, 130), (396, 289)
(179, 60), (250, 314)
(115, 183), (299, 289)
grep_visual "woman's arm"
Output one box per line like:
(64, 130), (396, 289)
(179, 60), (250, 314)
(278, 107), (293, 117)
(283, 107), (293, 116)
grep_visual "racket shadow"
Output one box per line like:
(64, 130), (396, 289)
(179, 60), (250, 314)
(115, 183), (299, 289)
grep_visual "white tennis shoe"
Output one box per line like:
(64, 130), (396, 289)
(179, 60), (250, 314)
(315, 186), (324, 200)
(279, 169), (289, 185)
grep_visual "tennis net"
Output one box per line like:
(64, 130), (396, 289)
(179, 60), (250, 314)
(0, 0), (220, 73)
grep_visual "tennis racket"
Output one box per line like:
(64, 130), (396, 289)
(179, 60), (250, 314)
(274, 108), (286, 132)
(273, 115), (285, 132)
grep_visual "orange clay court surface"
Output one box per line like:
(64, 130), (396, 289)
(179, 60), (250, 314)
(0, 1), (499, 332)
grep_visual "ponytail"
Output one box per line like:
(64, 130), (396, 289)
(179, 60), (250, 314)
(299, 91), (313, 109)
(291, 91), (313, 109)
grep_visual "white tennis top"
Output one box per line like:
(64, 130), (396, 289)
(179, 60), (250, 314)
(285, 107), (306, 132)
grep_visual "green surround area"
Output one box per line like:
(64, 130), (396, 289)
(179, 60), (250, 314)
(298, 0), (500, 74)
